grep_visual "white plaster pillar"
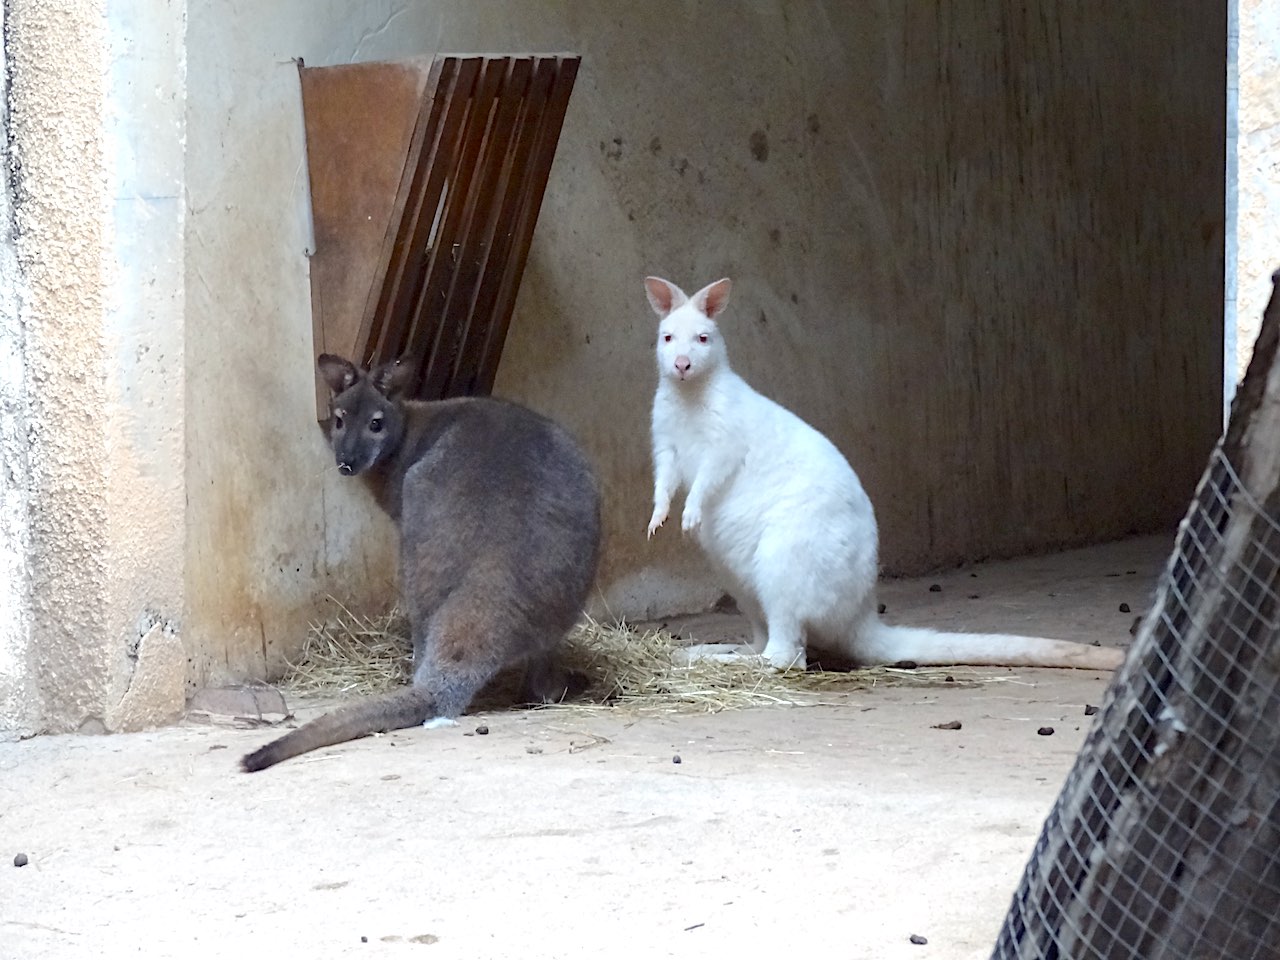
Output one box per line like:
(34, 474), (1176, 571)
(0, 0), (187, 735)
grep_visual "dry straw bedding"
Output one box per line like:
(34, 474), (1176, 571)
(282, 603), (1010, 715)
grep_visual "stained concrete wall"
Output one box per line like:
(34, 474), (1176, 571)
(1234, 0), (1280, 381)
(0, 1), (1232, 734)
(179, 0), (1225, 687)
(0, 0), (187, 736)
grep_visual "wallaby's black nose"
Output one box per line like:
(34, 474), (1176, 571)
(337, 463), (353, 476)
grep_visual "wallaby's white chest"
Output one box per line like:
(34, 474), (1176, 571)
(653, 392), (735, 488)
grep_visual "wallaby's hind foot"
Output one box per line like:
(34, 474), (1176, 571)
(520, 654), (589, 705)
(421, 717), (459, 729)
(673, 642), (806, 673)
(756, 605), (807, 671)
(762, 648), (807, 672)
(674, 642), (756, 665)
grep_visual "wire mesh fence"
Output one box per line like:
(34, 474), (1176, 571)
(991, 276), (1280, 960)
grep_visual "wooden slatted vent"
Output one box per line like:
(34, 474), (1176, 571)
(299, 54), (580, 417)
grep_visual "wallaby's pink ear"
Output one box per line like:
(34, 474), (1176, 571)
(317, 354), (359, 395)
(644, 276), (688, 318)
(369, 357), (415, 398)
(691, 278), (732, 319)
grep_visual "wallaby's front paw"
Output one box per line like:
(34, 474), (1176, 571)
(647, 507), (669, 539)
(681, 507), (702, 534)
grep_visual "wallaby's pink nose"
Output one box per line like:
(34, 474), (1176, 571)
(674, 355), (691, 375)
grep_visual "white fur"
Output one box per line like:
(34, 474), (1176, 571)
(644, 276), (1124, 673)
(422, 717), (459, 730)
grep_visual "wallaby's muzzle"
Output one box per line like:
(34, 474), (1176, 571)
(337, 462), (354, 476)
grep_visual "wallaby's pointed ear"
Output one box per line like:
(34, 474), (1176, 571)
(369, 357), (415, 398)
(644, 276), (688, 318)
(317, 354), (359, 395)
(691, 278), (732, 319)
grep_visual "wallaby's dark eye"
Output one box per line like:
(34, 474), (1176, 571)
(662, 333), (673, 343)
(697, 333), (709, 343)
(332, 414), (344, 431)
(368, 417), (383, 434)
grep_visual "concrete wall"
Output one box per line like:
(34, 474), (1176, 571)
(180, 0), (1225, 686)
(1234, 0), (1280, 382)
(0, 1), (1230, 731)
(0, 0), (187, 736)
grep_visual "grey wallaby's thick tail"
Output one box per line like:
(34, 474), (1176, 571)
(240, 688), (435, 772)
(857, 619), (1125, 671)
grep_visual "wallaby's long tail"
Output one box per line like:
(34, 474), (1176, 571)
(240, 688), (434, 772)
(856, 620), (1125, 671)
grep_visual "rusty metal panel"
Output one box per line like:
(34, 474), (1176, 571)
(299, 53), (581, 416)
(298, 57), (434, 417)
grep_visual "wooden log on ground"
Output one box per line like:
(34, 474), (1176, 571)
(991, 271), (1280, 959)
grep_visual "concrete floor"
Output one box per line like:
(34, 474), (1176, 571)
(0, 534), (1171, 960)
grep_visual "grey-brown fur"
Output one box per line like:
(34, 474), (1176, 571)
(241, 354), (601, 772)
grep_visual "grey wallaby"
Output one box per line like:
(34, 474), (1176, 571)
(240, 354), (601, 772)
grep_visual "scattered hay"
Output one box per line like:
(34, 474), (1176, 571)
(282, 602), (415, 699)
(281, 602), (1012, 715)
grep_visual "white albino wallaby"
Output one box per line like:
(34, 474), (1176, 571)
(644, 275), (1125, 673)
